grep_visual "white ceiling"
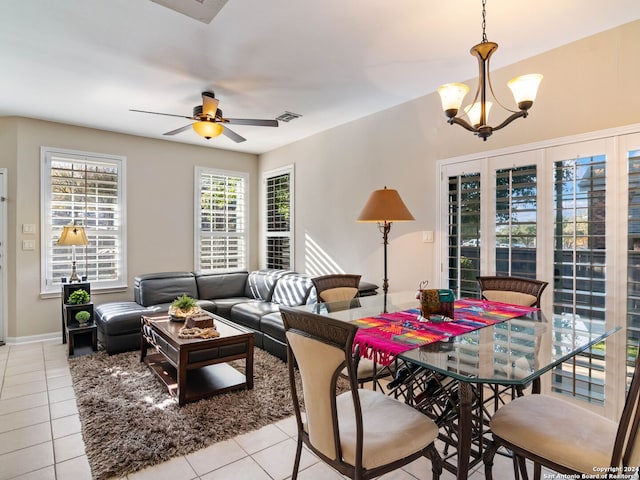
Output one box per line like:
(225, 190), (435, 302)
(1, 0), (639, 155)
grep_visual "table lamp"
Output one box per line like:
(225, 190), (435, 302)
(56, 225), (89, 282)
(357, 186), (414, 295)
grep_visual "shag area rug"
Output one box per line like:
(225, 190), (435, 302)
(68, 348), (301, 480)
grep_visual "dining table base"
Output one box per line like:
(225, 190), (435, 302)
(385, 361), (533, 478)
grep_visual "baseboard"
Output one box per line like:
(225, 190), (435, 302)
(4, 332), (61, 345)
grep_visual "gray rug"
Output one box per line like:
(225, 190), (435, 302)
(68, 348), (301, 480)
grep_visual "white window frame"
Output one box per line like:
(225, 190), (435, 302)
(262, 164), (294, 270)
(194, 167), (249, 273)
(40, 147), (127, 295)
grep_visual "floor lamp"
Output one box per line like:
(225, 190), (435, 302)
(56, 225), (89, 282)
(357, 186), (415, 295)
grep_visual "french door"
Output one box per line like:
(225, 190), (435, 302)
(438, 129), (640, 419)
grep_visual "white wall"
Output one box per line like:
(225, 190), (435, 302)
(260, 20), (640, 293)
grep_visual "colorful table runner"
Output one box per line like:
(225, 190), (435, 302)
(353, 298), (538, 366)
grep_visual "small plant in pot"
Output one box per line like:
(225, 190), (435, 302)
(168, 294), (201, 322)
(75, 310), (91, 326)
(67, 289), (90, 305)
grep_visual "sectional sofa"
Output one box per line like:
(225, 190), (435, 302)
(94, 269), (378, 360)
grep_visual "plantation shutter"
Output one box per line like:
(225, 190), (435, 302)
(447, 172), (482, 298)
(551, 154), (607, 405)
(265, 168), (292, 269)
(197, 168), (248, 272)
(42, 148), (125, 293)
(495, 165), (538, 278)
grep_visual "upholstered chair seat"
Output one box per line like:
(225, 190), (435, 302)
(335, 388), (440, 469)
(484, 345), (640, 479)
(490, 394), (618, 472)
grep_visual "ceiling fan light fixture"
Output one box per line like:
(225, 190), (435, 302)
(193, 121), (223, 139)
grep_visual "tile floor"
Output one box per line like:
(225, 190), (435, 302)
(1, 340), (534, 480)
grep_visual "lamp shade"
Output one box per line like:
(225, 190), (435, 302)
(193, 121), (224, 139)
(56, 226), (89, 246)
(465, 101), (493, 128)
(438, 83), (469, 117)
(357, 187), (415, 223)
(508, 73), (543, 106)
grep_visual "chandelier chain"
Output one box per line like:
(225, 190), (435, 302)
(481, 0), (488, 43)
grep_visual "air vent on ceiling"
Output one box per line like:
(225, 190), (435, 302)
(276, 111), (303, 123)
(150, 0), (228, 24)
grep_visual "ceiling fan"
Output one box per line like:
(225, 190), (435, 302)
(130, 91), (278, 143)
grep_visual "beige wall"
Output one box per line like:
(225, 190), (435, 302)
(260, 20), (640, 294)
(2, 20), (639, 341)
(2, 117), (258, 339)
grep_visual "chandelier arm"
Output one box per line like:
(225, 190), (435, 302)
(490, 110), (528, 132)
(449, 116), (479, 133)
(485, 57), (520, 115)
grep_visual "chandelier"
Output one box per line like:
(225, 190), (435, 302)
(437, 0), (543, 141)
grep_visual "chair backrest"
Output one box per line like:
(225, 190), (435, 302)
(280, 306), (362, 462)
(476, 275), (548, 307)
(312, 274), (362, 303)
(612, 348), (640, 467)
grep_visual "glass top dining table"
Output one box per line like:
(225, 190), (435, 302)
(293, 290), (620, 479)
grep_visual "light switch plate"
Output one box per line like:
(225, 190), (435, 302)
(22, 223), (36, 234)
(22, 239), (36, 251)
(422, 231), (434, 243)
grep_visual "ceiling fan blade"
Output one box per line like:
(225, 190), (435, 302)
(130, 109), (193, 120)
(163, 124), (193, 136)
(222, 125), (246, 143)
(201, 92), (219, 118)
(225, 118), (279, 127)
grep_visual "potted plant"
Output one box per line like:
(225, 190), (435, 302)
(75, 310), (91, 326)
(168, 294), (201, 322)
(67, 289), (90, 305)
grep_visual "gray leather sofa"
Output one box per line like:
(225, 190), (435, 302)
(95, 269), (378, 359)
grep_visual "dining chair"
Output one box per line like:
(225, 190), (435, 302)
(476, 275), (550, 434)
(312, 273), (362, 303)
(280, 306), (442, 480)
(484, 349), (640, 480)
(312, 273), (390, 388)
(476, 276), (549, 308)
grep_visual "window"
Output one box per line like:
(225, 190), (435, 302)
(195, 167), (248, 272)
(41, 147), (126, 294)
(263, 165), (293, 270)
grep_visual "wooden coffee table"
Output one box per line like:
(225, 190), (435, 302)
(140, 312), (254, 406)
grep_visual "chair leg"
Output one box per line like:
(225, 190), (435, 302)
(516, 454), (530, 480)
(291, 437), (303, 480)
(533, 461), (542, 480)
(483, 439), (500, 480)
(425, 444), (442, 480)
(513, 454), (521, 480)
